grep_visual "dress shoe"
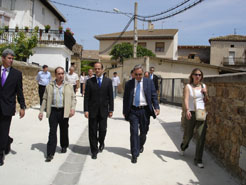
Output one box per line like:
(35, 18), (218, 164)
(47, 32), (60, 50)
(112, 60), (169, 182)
(99, 143), (105, 152)
(45, 155), (54, 162)
(61, 148), (67, 153)
(5, 138), (13, 155)
(0, 154), (4, 166)
(139, 146), (144, 153)
(91, 153), (97, 159)
(131, 156), (137, 164)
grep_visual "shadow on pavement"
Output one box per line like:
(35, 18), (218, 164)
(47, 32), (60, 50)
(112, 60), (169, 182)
(69, 144), (90, 155)
(105, 147), (131, 159)
(111, 117), (126, 121)
(31, 143), (61, 157)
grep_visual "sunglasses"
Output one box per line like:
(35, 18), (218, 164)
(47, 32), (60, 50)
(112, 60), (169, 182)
(193, 73), (202, 77)
(135, 73), (143, 76)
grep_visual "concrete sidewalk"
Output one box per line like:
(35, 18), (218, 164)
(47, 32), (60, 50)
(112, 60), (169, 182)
(0, 95), (239, 185)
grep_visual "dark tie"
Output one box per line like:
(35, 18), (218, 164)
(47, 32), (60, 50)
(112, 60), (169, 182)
(1, 68), (7, 86)
(97, 77), (101, 87)
(134, 81), (140, 106)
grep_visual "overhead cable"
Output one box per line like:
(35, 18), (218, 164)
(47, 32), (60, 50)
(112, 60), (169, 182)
(99, 16), (134, 54)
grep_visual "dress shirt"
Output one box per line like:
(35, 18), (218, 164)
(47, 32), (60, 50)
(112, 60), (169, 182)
(51, 81), (64, 108)
(133, 78), (147, 106)
(65, 72), (79, 85)
(150, 73), (153, 80)
(80, 75), (86, 83)
(96, 75), (103, 85)
(111, 76), (120, 87)
(1, 66), (10, 79)
(36, 71), (52, 86)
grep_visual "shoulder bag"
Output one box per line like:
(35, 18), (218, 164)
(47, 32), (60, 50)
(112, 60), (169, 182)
(192, 85), (207, 121)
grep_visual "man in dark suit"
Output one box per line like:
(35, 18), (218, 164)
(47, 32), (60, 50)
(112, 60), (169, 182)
(84, 62), (114, 159)
(149, 66), (159, 92)
(0, 49), (26, 166)
(123, 64), (160, 163)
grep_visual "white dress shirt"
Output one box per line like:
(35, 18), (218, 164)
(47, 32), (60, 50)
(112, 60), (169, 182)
(133, 78), (147, 106)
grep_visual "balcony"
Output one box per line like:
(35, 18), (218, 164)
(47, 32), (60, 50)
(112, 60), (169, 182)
(0, 28), (76, 51)
(223, 57), (246, 66)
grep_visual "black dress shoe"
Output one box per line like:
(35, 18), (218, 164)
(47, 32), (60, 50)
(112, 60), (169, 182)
(45, 155), (54, 162)
(139, 147), (144, 153)
(131, 156), (137, 164)
(0, 154), (4, 166)
(91, 153), (97, 159)
(99, 143), (105, 152)
(61, 148), (67, 153)
(5, 138), (13, 155)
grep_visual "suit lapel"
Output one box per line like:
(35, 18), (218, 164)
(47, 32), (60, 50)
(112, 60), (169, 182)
(143, 77), (148, 97)
(3, 67), (13, 87)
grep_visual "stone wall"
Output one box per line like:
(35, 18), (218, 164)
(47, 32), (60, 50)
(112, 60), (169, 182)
(1, 60), (55, 110)
(181, 73), (246, 184)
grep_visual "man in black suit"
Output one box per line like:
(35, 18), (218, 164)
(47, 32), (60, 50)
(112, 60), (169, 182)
(149, 66), (159, 92)
(123, 64), (160, 163)
(0, 49), (26, 166)
(84, 62), (114, 159)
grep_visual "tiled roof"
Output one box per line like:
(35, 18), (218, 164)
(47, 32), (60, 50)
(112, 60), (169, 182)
(95, 29), (178, 40)
(209, 35), (246, 43)
(178, 45), (210, 49)
(82, 50), (99, 60)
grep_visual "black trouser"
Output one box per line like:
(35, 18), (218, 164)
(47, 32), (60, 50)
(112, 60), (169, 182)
(0, 108), (12, 156)
(47, 108), (69, 156)
(73, 85), (77, 93)
(88, 113), (107, 155)
(128, 106), (150, 157)
(38, 85), (46, 105)
(80, 83), (84, 95)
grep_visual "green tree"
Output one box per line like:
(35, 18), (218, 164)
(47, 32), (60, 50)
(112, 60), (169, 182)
(109, 43), (155, 63)
(81, 60), (94, 73)
(0, 30), (38, 62)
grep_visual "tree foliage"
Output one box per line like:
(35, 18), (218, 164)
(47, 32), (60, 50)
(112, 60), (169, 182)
(0, 30), (38, 62)
(109, 43), (156, 63)
(81, 60), (94, 73)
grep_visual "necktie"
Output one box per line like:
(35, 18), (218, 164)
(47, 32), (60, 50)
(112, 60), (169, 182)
(1, 68), (7, 86)
(98, 77), (101, 87)
(134, 81), (140, 107)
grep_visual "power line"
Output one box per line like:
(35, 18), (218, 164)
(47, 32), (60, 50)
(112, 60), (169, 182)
(99, 16), (134, 54)
(137, 0), (204, 22)
(49, 0), (133, 16)
(138, 0), (192, 18)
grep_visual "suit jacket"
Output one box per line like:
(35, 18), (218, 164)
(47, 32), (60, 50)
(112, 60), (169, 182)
(123, 77), (159, 121)
(0, 66), (26, 116)
(152, 74), (159, 91)
(84, 76), (114, 118)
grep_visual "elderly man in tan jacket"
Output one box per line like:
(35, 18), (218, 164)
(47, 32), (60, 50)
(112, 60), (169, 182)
(38, 67), (76, 162)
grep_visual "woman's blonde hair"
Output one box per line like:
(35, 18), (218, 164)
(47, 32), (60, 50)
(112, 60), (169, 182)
(189, 68), (204, 84)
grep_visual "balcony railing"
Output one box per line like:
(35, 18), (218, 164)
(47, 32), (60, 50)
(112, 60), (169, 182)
(223, 57), (246, 66)
(0, 28), (75, 51)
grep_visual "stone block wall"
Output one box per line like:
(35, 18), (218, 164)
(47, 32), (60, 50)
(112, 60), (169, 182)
(182, 73), (246, 184)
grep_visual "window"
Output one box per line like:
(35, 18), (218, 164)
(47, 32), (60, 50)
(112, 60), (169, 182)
(0, 0), (2, 7)
(54, 18), (57, 25)
(10, 0), (16, 10)
(138, 42), (146, 48)
(30, 0), (34, 16)
(231, 45), (234, 48)
(42, 7), (45, 16)
(155, 42), (165, 52)
(188, 54), (195, 59)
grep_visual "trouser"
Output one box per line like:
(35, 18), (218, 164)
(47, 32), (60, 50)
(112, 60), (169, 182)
(113, 86), (118, 98)
(181, 111), (207, 163)
(0, 111), (12, 156)
(73, 85), (77, 93)
(80, 83), (84, 95)
(88, 113), (107, 154)
(128, 106), (150, 157)
(38, 85), (46, 105)
(47, 108), (69, 156)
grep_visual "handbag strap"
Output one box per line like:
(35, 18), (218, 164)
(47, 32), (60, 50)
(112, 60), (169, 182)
(191, 86), (197, 111)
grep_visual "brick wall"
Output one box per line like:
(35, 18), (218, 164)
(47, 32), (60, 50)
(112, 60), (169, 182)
(182, 73), (246, 184)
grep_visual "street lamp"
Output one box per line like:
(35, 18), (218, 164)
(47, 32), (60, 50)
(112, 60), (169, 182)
(113, 3), (138, 58)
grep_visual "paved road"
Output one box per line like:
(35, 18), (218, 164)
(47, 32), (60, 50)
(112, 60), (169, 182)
(0, 95), (239, 185)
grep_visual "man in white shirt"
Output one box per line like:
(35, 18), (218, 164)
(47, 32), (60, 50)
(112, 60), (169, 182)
(65, 66), (79, 93)
(111, 72), (120, 98)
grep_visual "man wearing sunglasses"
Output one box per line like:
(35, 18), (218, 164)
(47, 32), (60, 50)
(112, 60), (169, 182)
(123, 65), (160, 163)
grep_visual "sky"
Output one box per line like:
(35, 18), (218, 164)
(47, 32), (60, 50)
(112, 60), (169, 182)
(52, 0), (246, 50)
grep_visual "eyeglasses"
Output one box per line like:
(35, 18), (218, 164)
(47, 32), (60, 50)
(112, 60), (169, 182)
(193, 73), (202, 77)
(134, 73), (143, 76)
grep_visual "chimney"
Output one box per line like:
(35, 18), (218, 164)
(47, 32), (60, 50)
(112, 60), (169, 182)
(148, 21), (154, 31)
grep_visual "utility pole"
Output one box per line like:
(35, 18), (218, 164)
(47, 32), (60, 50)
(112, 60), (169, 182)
(133, 2), (138, 58)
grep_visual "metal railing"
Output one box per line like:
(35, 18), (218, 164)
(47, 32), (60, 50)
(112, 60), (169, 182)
(159, 78), (184, 106)
(0, 28), (75, 51)
(223, 57), (246, 66)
